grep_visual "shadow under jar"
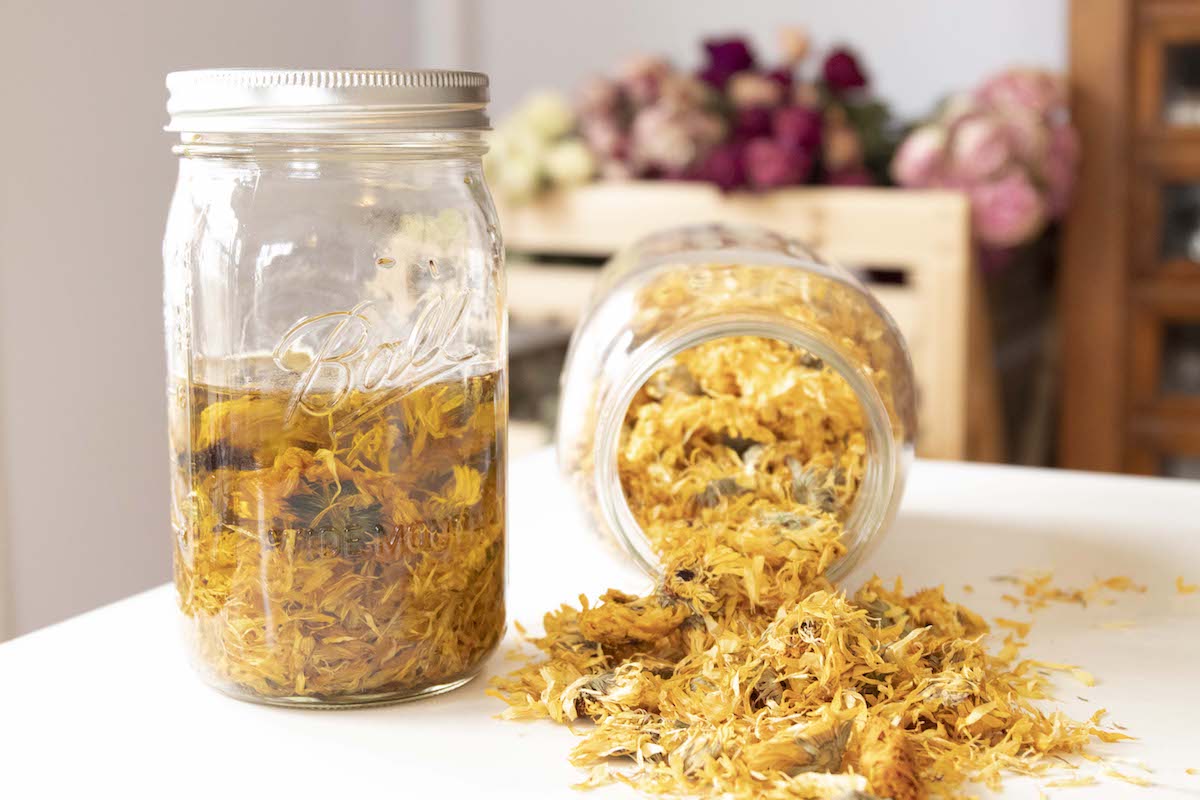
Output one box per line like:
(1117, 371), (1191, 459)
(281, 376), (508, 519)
(162, 70), (506, 707)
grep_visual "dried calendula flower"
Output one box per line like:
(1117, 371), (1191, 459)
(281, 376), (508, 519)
(579, 590), (691, 646)
(492, 335), (1127, 798)
(857, 720), (924, 800)
(993, 571), (1149, 612)
(174, 370), (504, 704)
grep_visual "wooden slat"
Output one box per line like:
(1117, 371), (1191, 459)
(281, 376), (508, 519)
(502, 183), (968, 270)
(1060, 0), (1134, 471)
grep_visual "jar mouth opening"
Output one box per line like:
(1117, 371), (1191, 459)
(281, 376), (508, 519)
(591, 315), (902, 583)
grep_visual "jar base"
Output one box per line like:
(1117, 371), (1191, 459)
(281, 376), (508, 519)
(209, 672), (479, 710)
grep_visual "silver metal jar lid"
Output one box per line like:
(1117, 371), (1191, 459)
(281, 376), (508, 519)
(165, 69), (490, 133)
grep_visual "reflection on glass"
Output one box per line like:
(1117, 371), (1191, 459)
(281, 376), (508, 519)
(1162, 323), (1200, 395)
(1162, 455), (1200, 480)
(1161, 184), (1200, 263)
(1165, 45), (1200, 126)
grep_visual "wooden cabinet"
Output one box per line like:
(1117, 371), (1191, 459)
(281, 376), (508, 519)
(1061, 0), (1200, 477)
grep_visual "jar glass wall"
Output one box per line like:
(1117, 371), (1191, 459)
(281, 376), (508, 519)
(557, 223), (916, 580)
(163, 71), (506, 707)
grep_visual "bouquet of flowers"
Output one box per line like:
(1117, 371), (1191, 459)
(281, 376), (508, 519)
(488, 29), (897, 200)
(486, 35), (1081, 254)
(890, 68), (1079, 252)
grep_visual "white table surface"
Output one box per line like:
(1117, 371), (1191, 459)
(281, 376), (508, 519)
(1, 449), (1198, 798)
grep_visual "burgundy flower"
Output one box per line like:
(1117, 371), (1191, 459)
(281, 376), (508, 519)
(766, 68), (794, 93)
(699, 37), (756, 88)
(822, 48), (867, 93)
(744, 137), (812, 190)
(773, 105), (823, 151)
(733, 107), (773, 139)
(689, 142), (747, 191)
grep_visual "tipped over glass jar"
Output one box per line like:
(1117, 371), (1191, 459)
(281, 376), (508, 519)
(557, 224), (916, 584)
(162, 69), (506, 707)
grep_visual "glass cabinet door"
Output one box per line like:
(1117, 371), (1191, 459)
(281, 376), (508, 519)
(1161, 184), (1200, 264)
(1162, 455), (1200, 479)
(1137, 12), (1200, 134)
(1162, 323), (1200, 396)
(1163, 44), (1200, 127)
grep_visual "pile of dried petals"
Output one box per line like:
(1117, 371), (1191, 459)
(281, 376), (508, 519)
(491, 337), (1127, 798)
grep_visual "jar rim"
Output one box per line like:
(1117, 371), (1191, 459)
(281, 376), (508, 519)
(165, 69), (490, 134)
(589, 313), (907, 582)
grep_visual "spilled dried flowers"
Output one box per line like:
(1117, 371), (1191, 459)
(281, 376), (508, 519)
(491, 336), (1126, 798)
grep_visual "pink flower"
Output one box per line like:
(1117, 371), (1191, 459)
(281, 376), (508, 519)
(773, 105), (822, 151)
(618, 55), (672, 106)
(950, 116), (1014, 182)
(580, 116), (627, 160)
(822, 48), (868, 93)
(733, 106), (773, 139)
(658, 74), (717, 108)
(576, 77), (621, 116)
(689, 142), (746, 191)
(998, 111), (1049, 171)
(744, 137), (812, 190)
(969, 170), (1048, 248)
(976, 68), (1067, 119)
(891, 125), (947, 186)
(940, 93), (983, 128)
(627, 93), (726, 176)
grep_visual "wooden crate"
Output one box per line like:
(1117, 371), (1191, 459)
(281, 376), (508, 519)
(499, 182), (1001, 461)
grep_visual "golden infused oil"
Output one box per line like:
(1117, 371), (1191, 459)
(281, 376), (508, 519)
(170, 368), (505, 705)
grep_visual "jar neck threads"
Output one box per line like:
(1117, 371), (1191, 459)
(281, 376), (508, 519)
(589, 312), (905, 582)
(172, 130), (489, 159)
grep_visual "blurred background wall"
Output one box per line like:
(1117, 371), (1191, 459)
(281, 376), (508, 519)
(0, 0), (421, 639)
(0, 0), (1064, 639)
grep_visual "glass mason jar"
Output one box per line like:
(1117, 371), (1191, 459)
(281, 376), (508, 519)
(557, 223), (916, 580)
(162, 70), (506, 707)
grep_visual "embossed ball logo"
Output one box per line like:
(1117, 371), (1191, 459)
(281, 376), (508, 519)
(272, 292), (479, 424)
